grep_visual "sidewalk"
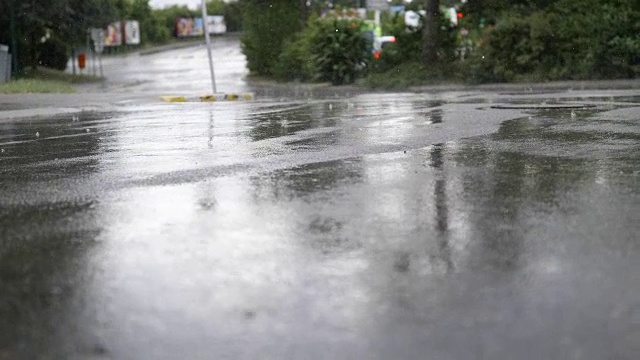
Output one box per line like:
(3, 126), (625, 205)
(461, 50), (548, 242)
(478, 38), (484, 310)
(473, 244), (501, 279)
(409, 78), (640, 93)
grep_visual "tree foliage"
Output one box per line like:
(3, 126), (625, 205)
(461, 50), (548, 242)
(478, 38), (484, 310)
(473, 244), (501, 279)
(0, 0), (116, 71)
(0, 0), (244, 73)
(240, 0), (302, 76)
(467, 0), (640, 82)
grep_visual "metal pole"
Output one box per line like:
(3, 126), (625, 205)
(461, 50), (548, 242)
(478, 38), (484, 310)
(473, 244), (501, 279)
(201, 0), (217, 94)
(98, 53), (103, 78)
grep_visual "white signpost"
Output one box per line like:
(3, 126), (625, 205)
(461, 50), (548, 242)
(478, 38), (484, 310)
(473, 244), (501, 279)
(90, 28), (105, 77)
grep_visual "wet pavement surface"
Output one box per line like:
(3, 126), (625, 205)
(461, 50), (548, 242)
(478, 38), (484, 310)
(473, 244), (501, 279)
(87, 35), (249, 94)
(1, 40), (640, 359)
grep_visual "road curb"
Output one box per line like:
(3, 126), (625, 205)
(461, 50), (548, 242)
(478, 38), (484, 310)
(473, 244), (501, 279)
(160, 93), (254, 102)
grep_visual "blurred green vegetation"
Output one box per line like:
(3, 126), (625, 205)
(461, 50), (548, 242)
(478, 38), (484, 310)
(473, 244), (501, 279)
(273, 16), (370, 85)
(0, 79), (75, 94)
(240, 0), (639, 88)
(1, 0), (636, 87)
(464, 0), (640, 82)
(0, 67), (103, 94)
(240, 0), (301, 77)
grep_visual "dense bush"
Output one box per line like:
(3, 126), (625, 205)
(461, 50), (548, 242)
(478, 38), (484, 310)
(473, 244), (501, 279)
(240, 1), (301, 76)
(273, 32), (315, 82)
(274, 16), (370, 85)
(37, 37), (70, 70)
(241, 0), (639, 85)
(371, 11), (459, 73)
(370, 13), (421, 72)
(310, 18), (370, 85)
(468, 0), (640, 82)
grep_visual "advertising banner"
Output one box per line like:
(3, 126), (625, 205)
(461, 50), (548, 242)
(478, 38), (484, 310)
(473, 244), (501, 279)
(125, 21), (141, 45)
(105, 22), (122, 46)
(206, 16), (226, 35)
(175, 17), (204, 37)
(175, 17), (225, 37)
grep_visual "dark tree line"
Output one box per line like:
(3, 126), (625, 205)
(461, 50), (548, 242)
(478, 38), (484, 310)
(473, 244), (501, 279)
(0, 0), (116, 73)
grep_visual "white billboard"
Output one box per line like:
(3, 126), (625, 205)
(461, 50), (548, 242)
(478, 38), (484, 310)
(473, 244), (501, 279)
(206, 16), (226, 35)
(125, 20), (141, 45)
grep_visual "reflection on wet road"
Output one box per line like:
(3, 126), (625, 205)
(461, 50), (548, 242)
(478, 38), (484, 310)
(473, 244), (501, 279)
(1, 93), (639, 359)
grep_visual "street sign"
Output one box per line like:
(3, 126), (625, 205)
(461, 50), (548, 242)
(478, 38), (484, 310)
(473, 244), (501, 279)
(367, 0), (389, 11)
(90, 28), (105, 54)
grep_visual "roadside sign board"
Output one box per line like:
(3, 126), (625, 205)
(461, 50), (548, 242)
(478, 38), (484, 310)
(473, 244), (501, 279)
(125, 21), (141, 45)
(105, 22), (122, 46)
(367, 0), (389, 11)
(90, 28), (105, 53)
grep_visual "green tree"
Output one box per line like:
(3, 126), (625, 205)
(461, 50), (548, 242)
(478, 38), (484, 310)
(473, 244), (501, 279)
(129, 0), (171, 44)
(0, 0), (115, 71)
(240, 0), (302, 76)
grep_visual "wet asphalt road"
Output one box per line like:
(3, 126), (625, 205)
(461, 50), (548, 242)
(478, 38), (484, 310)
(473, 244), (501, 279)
(1, 40), (640, 360)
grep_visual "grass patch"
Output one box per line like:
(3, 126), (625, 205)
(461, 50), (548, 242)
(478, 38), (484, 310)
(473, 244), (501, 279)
(0, 79), (75, 94)
(22, 67), (104, 84)
(0, 67), (103, 94)
(365, 61), (466, 89)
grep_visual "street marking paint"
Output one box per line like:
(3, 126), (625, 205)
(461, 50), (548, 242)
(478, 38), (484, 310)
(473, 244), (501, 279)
(160, 96), (187, 102)
(161, 93), (254, 103)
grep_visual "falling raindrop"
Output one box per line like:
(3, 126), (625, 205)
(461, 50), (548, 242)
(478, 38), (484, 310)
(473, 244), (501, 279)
(329, 104), (333, 110)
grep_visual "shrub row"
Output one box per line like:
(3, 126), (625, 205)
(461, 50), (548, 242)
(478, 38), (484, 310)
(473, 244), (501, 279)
(465, 0), (640, 82)
(273, 17), (370, 85)
(242, 4), (371, 85)
(241, 0), (639, 86)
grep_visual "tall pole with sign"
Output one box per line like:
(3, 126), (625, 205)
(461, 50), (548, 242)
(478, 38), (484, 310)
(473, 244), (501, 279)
(201, 0), (217, 94)
(90, 28), (105, 78)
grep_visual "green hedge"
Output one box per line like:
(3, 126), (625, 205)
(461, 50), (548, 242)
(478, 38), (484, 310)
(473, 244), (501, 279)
(273, 16), (370, 85)
(241, 1), (301, 76)
(37, 37), (70, 71)
(310, 18), (370, 85)
(468, 0), (640, 82)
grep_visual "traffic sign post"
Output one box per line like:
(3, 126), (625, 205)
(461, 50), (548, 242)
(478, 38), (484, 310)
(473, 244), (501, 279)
(90, 28), (105, 78)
